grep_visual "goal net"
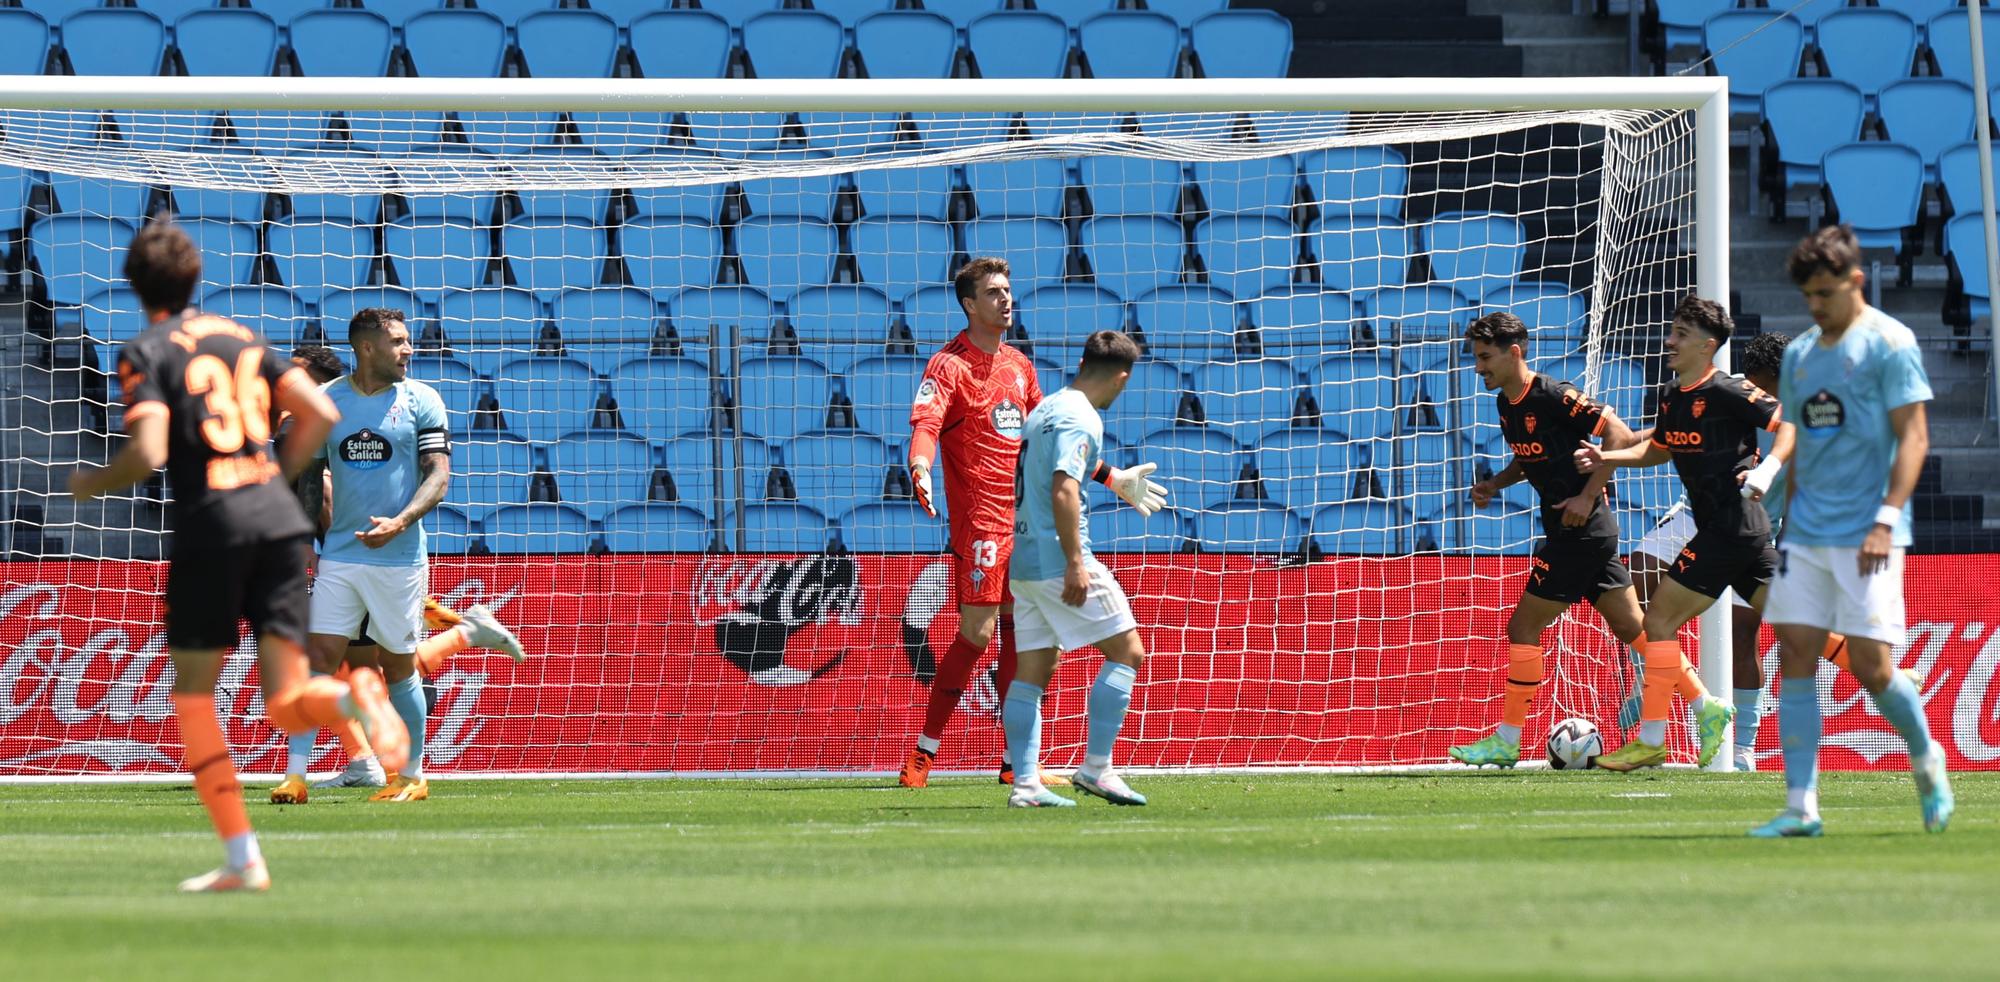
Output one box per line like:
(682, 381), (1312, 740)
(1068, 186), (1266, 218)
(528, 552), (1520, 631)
(0, 80), (1720, 776)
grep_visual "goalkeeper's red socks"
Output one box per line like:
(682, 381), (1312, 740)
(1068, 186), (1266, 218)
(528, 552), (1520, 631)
(920, 632), (985, 746)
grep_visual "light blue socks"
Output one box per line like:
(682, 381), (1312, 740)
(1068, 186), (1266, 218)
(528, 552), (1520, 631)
(1779, 678), (1820, 813)
(1871, 669), (1937, 760)
(1002, 681), (1044, 787)
(285, 669), (327, 775)
(1733, 687), (1761, 750)
(388, 672), (426, 778)
(1084, 663), (1137, 773)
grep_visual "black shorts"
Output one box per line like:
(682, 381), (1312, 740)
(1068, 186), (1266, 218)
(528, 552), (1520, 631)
(1526, 531), (1631, 605)
(1665, 528), (1777, 602)
(165, 534), (312, 650)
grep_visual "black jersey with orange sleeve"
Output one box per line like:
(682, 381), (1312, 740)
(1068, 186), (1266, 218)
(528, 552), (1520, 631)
(1495, 371), (1618, 539)
(1650, 368), (1780, 540)
(117, 313), (317, 547)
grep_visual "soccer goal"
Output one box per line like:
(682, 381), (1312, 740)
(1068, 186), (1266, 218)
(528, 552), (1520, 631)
(0, 75), (1734, 777)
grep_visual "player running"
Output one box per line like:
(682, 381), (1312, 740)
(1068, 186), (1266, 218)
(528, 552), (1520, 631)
(1447, 311), (1659, 769)
(1751, 226), (1952, 837)
(898, 258), (1164, 788)
(1004, 330), (1157, 808)
(66, 219), (407, 892)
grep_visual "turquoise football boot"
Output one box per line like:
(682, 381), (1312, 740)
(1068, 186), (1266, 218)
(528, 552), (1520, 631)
(1007, 786), (1077, 808)
(1914, 743), (1954, 833)
(1448, 734), (1520, 769)
(1748, 809), (1823, 838)
(1072, 769), (1147, 806)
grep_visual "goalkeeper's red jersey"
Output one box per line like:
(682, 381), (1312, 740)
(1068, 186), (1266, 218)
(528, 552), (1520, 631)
(908, 331), (1043, 540)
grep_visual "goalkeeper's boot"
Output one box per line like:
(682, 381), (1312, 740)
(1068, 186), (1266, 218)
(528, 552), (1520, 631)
(312, 754), (387, 789)
(1447, 734), (1520, 769)
(422, 596), (463, 631)
(1072, 768), (1147, 806)
(1695, 699), (1738, 768)
(268, 774), (309, 805)
(178, 861), (271, 894)
(1594, 739), (1668, 772)
(1007, 786), (1077, 808)
(998, 763), (1069, 787)
(1732, 747), (1757, 773)
(898, 747), (934, 788)
(461, 604), (527, 663)
(1748, 809), (1823, 838)
(1913, 741), (1955, 833)
(368, 773), (430, 802)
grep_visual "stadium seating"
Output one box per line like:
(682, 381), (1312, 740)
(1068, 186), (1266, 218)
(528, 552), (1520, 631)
(426, 504), (479, 555)
(289, 10), (393, 77)
(1760, 79), (1865, 217)
(609, 357), (714, 443)
(1703, 10), (1805, 115)
(800, 111), (904, 158)
(550, 287), (664, 375)
(47, 175), (152, 225)
(919, 0), (1002, 31)
(62, 9), (166, 76)
(628, 185), (723, 226)
(1189, 359), (1305, 442)
(174, 9), (280, 77)
(403, 9), (507, 77)
(790, 285), (895, 375)
(1878, 78), (1978, 181)
(78, 287), (144, 372)
(447, 436), (536, 521)
(1877, 0), (1962, 32)
(1131, 285), (1237, 363)
(1439, 493), (1539, 554)
(484, 502), (596, 554)
(964, 217), (1069, 293)
(1939, 142), (1988, 218)
(601, 503), (715, 553)
(1424, 211), (1526, 300)
(1137, 426), (1244, 510)
(1366, 284), (1473, 345)
(517, 9), (620, 78)
(385, 218), (490, 299)
(785, 430), (895, 519)
(1651, 0), (1733, 53)
(621, 219), (723, 300)
(742, 502), (833, 552)
(854, 165), (954, 221)
(1196, 215), (1296, 300)
(1253, 428), (1363, 516)
(1946, 212), (1993, 322)
(1089, 501), (1190, 552)
(1313, 217), (1412, 295)
(1301, 146), (1408, 220)
(1249, 286), (1361, 354)
(844, 354), (928, 441)
(1079, 12), (1181, 79)
(743, 11), (846, 78)
(738, 355), (834, 440)
(1081, 215), (1185, 299)
(30, 216), (135, 307)
(855, 11), (957, 79)
(1099, 359), (1186, 445)
(1195, 500), (1308, 553)
(1193, 156), (1301, 220)
(1596, 355), (1657, 427)
(1926, 9), (2000, 85)
(657, 433), (730, 519)
(1312, 499), (1408, 555)
(170, 184), (265, 224)
(741, 172), (842, 224)
(548, 430), (657, 521)
(628, 10), (733, 79)
(318, 285), (422, 346)
(411, 354), (486, 435)
(503, 217), (608, 302)
(967, 12), (1070, 79)
(0, 10), (48, 75)
(1190, 11), (1293, 78)
(180, 218), (258, 291)
(1481, 280), (1586, 348)
(968, 158), (1069, 220)
(671, 286), (777, 347)
(1306, 352), (1399, 448)
(850, 218), (955, 298)
(1814, 8), (1918, 110)
(492, 356), (603, 443)
(1823, 142), (1925, 275)
(1081, 156), (1186, 218)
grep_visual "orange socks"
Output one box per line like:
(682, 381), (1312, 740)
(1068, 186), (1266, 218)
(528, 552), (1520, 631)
(415, 624), (471, 678)
(1823, 634), (1851, 673)
(265, 676), (349, 733)
(1640, 638), (1684, 725)
(1501, 644), (1544, 729)
(172, 693), (251, 843)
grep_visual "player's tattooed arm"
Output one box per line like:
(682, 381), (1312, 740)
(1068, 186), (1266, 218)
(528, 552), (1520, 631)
(295, 459), (329, 534)
(357, 450), (450, 548)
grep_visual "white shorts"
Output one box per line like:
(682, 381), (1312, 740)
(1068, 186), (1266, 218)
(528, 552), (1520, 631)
(1763, 544), (1907, 646)
(309, 558), (426, 653)
(1633, 499), (1752, 609)
(1010, 559), (1139, 654)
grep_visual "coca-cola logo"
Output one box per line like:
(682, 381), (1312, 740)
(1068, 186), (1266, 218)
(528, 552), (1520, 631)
(693, 555), (859, 686)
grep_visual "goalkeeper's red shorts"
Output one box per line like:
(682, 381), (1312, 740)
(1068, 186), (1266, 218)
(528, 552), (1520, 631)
(951, 531), (1014, 608)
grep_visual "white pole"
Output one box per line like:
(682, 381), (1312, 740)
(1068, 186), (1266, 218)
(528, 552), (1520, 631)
(1968, 3), (2000, 435)
(1694, 85), (1735, 771)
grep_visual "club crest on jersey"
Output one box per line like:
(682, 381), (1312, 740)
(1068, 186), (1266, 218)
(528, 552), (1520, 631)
(991, 399), (1024, 438)
(1524, 414), (1537, 434)
(1691, 397), (1706, 419)
(914, 378), (939, 406)
(339, 428), (392, 470)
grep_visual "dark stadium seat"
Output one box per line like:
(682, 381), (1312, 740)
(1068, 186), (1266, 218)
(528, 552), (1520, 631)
(900, 285), (965, 346)
(854, 165), (954, 221)
(1760, 79), (1864, 216)
(964, 218), (1068, 293)
(1248, 286), (1360, 355)
(967, 12), (1070, 79)
(1099, 359), (1186, 446)
(1189, 359), (1306, 443)
(436, 285), (546, 367)
(483, 502), (596, 554)
(1192, 156), (1299, 221)
(856, 11), (957, 79)
(840, 501), (947, 554)
(621, 219), (722, 300)
(172, 9), (279, 76)
(199, 284), (312, 348)
(918, 0), (1001, 31)
(1081, 215), (1184, 300)
(1823, 142), (1924, 261)
(502, 217), (607, 303)
(785, 431), (896, 519)
(1704, 10), (1805, 115)
(629, 10), (733, 78)
(739, 355), (834, 440)
(671, 286), (776, 346)
(287, 9), (392, 76)
(1879, 78), (1977, 181)
(414, 354), (486, 436)
(29, 216), (134, 307)
(736, 216), (838, 302)
(742, 502), (833, 552)
(1814, 9), (1917, 110)
(550, 430), (657, 520)
(602, 503), (713, 553)
(1424, 211), (1525, 300)
(967, 158), (1068, 220)
(1301, 145), (1408, 220)
(181, 218), (258, 290)
(1946, 212), (1993, 322)
(403, 9), (507, 77)
(851, 217), (954, 298)
(385, 218), (490, 300)
(743, 11), (845, 78)
(611, 357), (714, 443)
(1080, 156), (1185, 217)
(492, 355), (603, 443)
(1190, 11), (1292, 78)
(550, 286), (662, 375)
(1313, 216), (1412, 295)
(844, 354), (928, 440)
(1305, 352), (1399, 449)
(1253, 428), (1362, 516)
(741, 173), (842, 223)
(1926, 9), (2000, 85)
(1312, 499), (1408, 555)
(61, 9), (166, 76)
(1088, 501), (1189, 553)
(318, 284), (423, 346)
(1078, 12), (1180, 79)
(426, 504), (479, 555)
(1481, 281), (1585, 349)
(1138, 426), (1245, 510)
(1131, 284), (1236, 363)
(1195, 500), (1308, 554)
(0, 10), (49, 75)
(790, 285), (895, 375)
(1196, 215), (1294, 300)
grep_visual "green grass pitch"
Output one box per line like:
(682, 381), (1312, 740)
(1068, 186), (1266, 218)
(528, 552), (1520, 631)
(3, 772), (1995, 981)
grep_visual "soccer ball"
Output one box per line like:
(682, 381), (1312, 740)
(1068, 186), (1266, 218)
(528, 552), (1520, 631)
(1546, 718), (1602, 770)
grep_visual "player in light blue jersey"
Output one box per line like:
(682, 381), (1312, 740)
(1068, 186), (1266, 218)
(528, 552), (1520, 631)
(1003, 330), (1164, 808)
(1752, 225), (1951, 837)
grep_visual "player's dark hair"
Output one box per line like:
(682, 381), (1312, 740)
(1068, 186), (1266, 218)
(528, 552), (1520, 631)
(1464, 311), (1528, 352)
(291, 344), (344, 384)
(1738, 331), (1790, 382)
(1078, 329), (1141, 378)
(953, 256), (1011, 308)
(348, 307), (407, 346)
(123, 219), (202, 315)
(1673, 294), (1733, 345)
(1786, 224), (1862, 284)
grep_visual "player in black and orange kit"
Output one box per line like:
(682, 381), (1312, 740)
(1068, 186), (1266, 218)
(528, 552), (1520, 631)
(898, 257), (1164, 787)
(1447, 311), (1650, 768)
(66, 220), (407, 892)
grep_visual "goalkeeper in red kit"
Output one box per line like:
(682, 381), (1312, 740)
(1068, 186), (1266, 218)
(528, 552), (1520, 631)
(899, 257), (1165, 787)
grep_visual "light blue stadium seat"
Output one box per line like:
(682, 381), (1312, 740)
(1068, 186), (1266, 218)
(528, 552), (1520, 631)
(807, 0), (892, 26)
(967, 158), (1068, 219)
(1253, 428), (1362, 515)
(248, 0), (333, 28)
(840, 501), (946, 553)
(1536, 352), (1588, 389)
(199, 284), (312, 348)
(484, 502), (596, 553)
(1877, 0), (1960, 32)
(1311, 499), (1407, 555)
(900, 284), (965, 346)
(1017, 283), (1125, 357)
(1020, 111), (1118, 140)
(1939, 142), (1987, 216)
(629, 185), (723, 224)
(385, 218), (488, 300)
(1815, 9), (1917, 110)
(1131, 284), (1236, 363)
(909, 110), (1012, 150)
(1596, 355), (1657, 428)
(1196, 214), (1294, 300)
(79, 287), (146, 372)
(601, 502), (711, 552)
(318, 285), (423, 346)
(964, 217), (1068, 293)
(744, 10), (845, 78)
(851, 217), (954, 297)
(739, 355), (833, 440)
(425, 504), (479, 554)
(502, 217), (606, 303)
(735, 216), (837, 302)
(1135, 426), (1243, 510)
(672, 286), (776, 346)
(1947, 212), (1993, 321)
(1195, 500), (1307, 553)
(621, 218), (722, 300)
(1653, 0), (1732, 52)
(1366, 283), (1471, 344)
(181, 218), (258, 291)
(1081, 215), (1183, 299)
(1824, 142), (1925, 257)
(786, 430), (895, 518)
(967, 12), (1070, 79)
(286, 190), (380, 223)
(1301, 145), (1408, 220)
(549, 430), (656, 520)
(171, 184), (265, 223)
(791, 285), (894, 375)
(0, 164), (33, 239)
(1305, 351), (1399, 448)
(1425, 211), (1526, 300)
(742, 501), (832, 552)
(741, 173), (842, 223)
(1705, 11), (1805, 115)
(919, 0), (1001, 31)
(1313, 216), (1412, 295)
(580, 0), (695, 27)
(492, 355), (603, 442)
(629, 10), (733, 78)
(517, 189), (609, 224)
(611, 356), (714, 443)
(1247, 285), (1359, 355)
(465, 0), (562, 25)
(1080, 156), (1184, 217)
(845, 354), (929, 440)
(403, 9), (507, 77)
(1032, 0), (1117, 21)
(686, 106), (786, 151)
(287, 9), (392, 76)
(1394, 431), (1463, 516)
(854, 165), (954, 221)
(1927, 9), (2000, 85)
(550, 286), (662, 375)
(410, 353), (485, 436)
(1079, 12), (1180, 79)
(48, 176), (152, 225)
(1088, 501), (1189, 552)
(856, 11), (957, 79)
(29, 216), (134, 307)
(0, 10), (49, 75)
(1190, 358), (1304, 442)
(175, 9), (279, 76)
(1190, 10), (1291, 78)
(1193, 156), (1299, 220)
(659, 432), (756, 520)
(1443, 493), (1539, 555)
(1098, 359), (1184, 446)
(1481, 280), (1586, 349)
(62, 9), (166, 75)
(569, 110), (673, 155)
(1143, 0), (1226, 28)
(1879, 78), (1977, 181)
(1761, 79), (1865, 216)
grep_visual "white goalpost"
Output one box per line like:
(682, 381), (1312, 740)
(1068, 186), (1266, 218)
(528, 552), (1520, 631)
(0, 75), (1733, 778)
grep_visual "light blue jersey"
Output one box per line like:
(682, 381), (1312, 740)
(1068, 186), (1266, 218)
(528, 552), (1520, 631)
(1755, 426), (1788, 527)
(1011, 388), (1102, 582)
(319, 376), (449, 567)
(1778, 307), (1931, 548)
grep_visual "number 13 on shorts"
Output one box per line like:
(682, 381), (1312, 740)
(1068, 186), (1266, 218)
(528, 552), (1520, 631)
(954, 536), (1013, 607)
(973, 539), (1000, 567)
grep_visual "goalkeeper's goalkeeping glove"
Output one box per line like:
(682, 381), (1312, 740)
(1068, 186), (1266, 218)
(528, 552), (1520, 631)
(1094, 461), (1168, 517)
(911, 461), (937, 518)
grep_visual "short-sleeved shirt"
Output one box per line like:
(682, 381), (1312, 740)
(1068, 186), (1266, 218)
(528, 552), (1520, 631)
(909, 331), (1044, 541)
(317, 375), (450, 568)
(1495, 371), (1617, 540)
(117, 313), (315, 547)
(1011, 388), (1101, 582)
(1778, 307), (1933, 548)
(1650, 367), (1781, 540)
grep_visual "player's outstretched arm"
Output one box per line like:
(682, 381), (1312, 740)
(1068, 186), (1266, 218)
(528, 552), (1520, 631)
(69, 413), (168, 501)
(1091, 460), (1167, 517)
